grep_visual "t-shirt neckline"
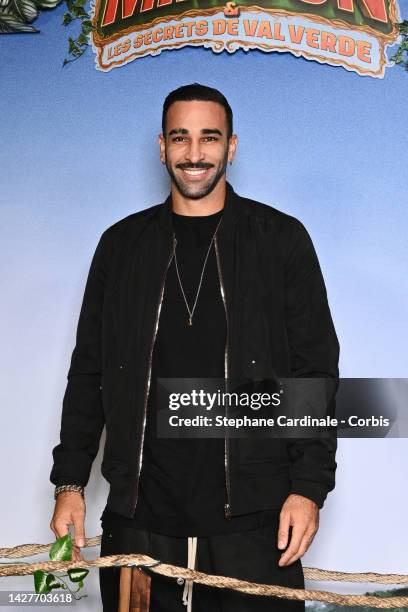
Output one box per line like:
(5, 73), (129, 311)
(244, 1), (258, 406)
(172, 208), (224, 223)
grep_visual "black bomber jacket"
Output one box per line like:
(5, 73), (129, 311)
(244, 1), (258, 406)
(50, 181), (340, 518)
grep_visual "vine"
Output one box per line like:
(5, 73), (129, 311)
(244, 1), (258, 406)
(62, 0), (96, 66)
(389, 19), (408, 70)
(33, 533), (89, 600)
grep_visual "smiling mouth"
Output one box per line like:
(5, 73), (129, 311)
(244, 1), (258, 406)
(183, 168), (208, 176)
(180, 167), (212, 178)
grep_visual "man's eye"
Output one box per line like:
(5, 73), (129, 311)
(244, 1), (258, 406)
(173, 136), (186, 142)
(203, 137), (217, 141)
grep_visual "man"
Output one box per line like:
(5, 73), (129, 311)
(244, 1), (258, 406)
(50, 83), (340, 611)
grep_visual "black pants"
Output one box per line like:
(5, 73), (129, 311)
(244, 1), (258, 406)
(99, 521), (305, 612)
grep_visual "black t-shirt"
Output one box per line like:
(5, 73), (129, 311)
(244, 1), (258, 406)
(101, 208), (278, 535)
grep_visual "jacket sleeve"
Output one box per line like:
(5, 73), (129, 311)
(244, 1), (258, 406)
(283, 218), (340, 509)
(49, 229), (111, 488)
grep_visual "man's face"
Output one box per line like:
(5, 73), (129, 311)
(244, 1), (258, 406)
(159, 100), (237, 200)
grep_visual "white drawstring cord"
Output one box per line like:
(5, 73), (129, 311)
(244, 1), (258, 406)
(182, 536), (197, 612)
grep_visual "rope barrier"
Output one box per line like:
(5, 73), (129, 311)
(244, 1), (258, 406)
(1, 537), (407, 608)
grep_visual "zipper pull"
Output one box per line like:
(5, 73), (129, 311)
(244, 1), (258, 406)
(224, 503), (232, 519)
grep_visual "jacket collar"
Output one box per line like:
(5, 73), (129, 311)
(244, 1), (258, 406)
(157, 180), (242, 240)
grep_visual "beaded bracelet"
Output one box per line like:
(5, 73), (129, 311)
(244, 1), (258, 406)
(54, 484), (85, 500)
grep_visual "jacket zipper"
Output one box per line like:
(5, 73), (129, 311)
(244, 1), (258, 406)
(214, 234), (232, 519)
(132, 233), (177, 511)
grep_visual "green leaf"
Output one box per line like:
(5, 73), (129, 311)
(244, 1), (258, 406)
(45, 574), (64, 590)
(77, 31), (88, 45)
(49, 533), (73, 562)
(0, 12), (38, 31)
(82, 21), (94, 33)
(10, 0), (39, 21)
(68, 568), (89, 583)
(68, 35), (79, 53)
(34, 570), (51, 595)
(70, 4), (87, 16)
(389, 20), (408, 72)
(63, 11), (73, 24)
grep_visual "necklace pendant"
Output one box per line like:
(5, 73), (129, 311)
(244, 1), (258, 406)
(188, 317), (193, 326)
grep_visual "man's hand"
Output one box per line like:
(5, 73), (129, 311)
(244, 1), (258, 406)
(50, 492), (86, 562)
(277, 493), (319, 566)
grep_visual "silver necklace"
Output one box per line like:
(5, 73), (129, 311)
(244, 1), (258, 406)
(174, 215), (223, 326)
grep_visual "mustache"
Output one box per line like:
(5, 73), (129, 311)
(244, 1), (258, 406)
(176, 163), (214, 170)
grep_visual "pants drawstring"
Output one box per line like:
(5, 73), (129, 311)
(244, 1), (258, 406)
(182, 536), (197, 612)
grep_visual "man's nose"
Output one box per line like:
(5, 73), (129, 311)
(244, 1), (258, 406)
(185, 139), (205, 164)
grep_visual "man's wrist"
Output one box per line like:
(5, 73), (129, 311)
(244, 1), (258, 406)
(54, 484), (85, 500)
(289, 480), (327, 509)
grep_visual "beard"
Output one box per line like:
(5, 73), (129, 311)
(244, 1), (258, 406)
(164, 145), (229, 200)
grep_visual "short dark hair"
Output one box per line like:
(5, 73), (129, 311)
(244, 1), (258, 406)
(162, 83), (233, 139)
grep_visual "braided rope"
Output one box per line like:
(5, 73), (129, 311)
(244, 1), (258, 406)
(1, 537), (407, 608)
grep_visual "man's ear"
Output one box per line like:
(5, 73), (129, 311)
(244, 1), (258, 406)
(228, 134), (238, 163)
(159, 133), (166, 164)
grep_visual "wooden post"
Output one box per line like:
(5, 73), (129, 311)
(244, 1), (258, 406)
(118, 566), (151, 612)
(118, 567), (132, 612)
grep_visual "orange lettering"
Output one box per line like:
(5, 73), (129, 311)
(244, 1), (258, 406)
(133, 33), (143, 47)
(152, 27), (163, 42)
(274, 22), (285, 40)
(185, 21), (194, 36)
(163, 25), (174, 39)
(288, 24), (305, 43)
(243, 19), (258, 36)
(196, 20), (208, 35)
(257, 20), (272, 38)
(227, 18), (239, 35)
(357, 39), (372, 61)
(321, 30), (337, 52)
(306, 27), (320, 47)
(213, 19), (226, 34)
(338, 34), (355, 55)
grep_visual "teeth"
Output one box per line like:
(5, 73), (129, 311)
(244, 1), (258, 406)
(183, 169), (207, 176)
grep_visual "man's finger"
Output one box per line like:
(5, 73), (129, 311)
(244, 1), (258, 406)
(282, 531), (314, 566)
(73, 514), (86, 548)
(278, 523), (306, 566)
(53, 521), (70, 540)
(277, 512), (291, 550)
(71, 548), (84, 562)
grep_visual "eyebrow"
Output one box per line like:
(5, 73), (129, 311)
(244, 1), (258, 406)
(167, 128), (223, 136)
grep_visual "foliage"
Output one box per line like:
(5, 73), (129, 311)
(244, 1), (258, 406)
(0, 0), (62, 33)
(33, 532), (89, 601)
(62, 0), (96, 66)
(0, 0), (96, 67)
(389, 20), (408, 71)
